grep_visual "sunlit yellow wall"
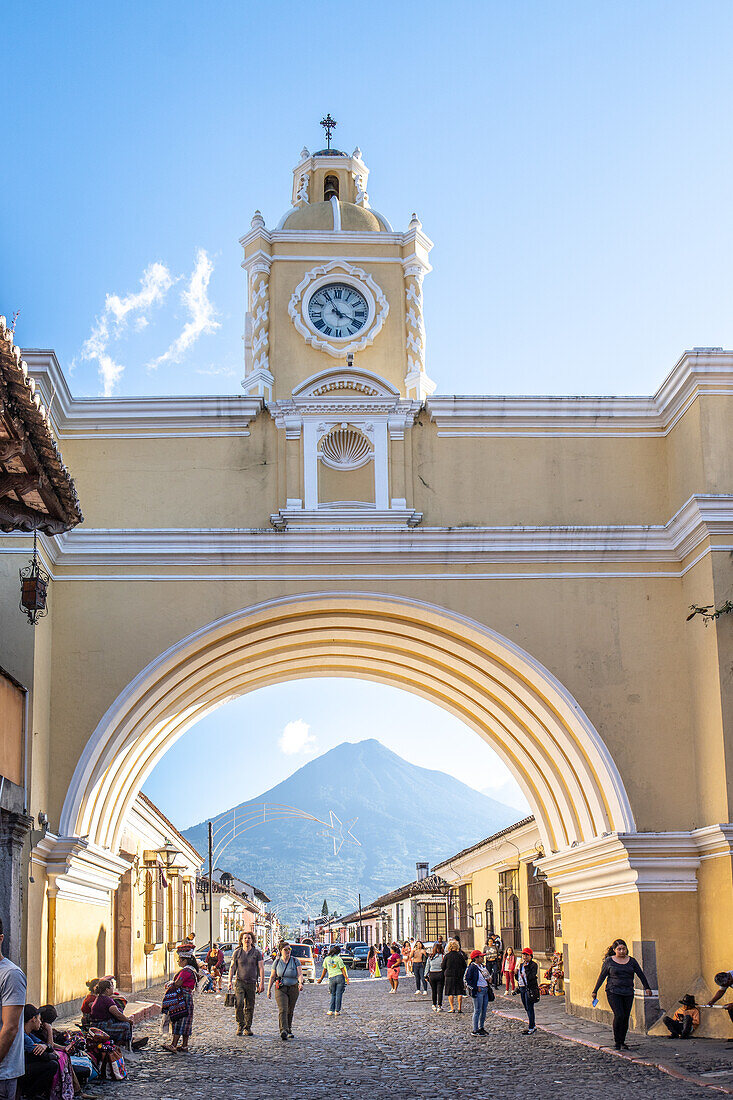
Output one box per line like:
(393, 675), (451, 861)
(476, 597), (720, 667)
(52, 898), (113, 1006)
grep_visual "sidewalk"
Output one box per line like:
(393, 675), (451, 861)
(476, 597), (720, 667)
(492, 989), (733, 1094)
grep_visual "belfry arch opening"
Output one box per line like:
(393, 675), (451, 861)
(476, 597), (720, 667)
(323, 174), (339, 201)
(60, 593), (634, 858)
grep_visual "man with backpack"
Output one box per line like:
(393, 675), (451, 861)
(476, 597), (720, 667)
(228, 931), (264, 1037)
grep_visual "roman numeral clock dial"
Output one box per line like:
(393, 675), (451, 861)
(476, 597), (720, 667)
(307, 283), (369, 339)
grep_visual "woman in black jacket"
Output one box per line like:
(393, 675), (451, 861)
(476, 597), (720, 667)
(516, 948), (540, 1034)
(592, 938), (652, 1050)
(441, 940), (467, 1013)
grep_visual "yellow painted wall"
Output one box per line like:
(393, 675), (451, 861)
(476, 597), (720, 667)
(52, 898), (113, 1006)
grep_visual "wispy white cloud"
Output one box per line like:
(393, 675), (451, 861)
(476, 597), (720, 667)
(148, 249), (220, 371)
(81, 262), (174, 395)
(195, 364), (237, 377)
(278, 719), (316, 756)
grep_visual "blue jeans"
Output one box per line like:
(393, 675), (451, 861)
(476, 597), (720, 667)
(413, 961), (426, 991)
(472, 988), (489, 1031)
(520, 986), (536, 1029)
(329, 974), (345, 1012)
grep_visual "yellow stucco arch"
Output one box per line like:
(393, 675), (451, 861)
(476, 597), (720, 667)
(59, 592), (635, 855)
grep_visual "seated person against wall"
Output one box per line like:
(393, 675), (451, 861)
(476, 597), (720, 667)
(20, 1004), (58, 1099)
(89, 979), (146, 1051)
(663, 994), (700, 1039)
(35, 1004), (94, 1092)
(79, 978), (99, 1028)
(706, 970), (733, 1040)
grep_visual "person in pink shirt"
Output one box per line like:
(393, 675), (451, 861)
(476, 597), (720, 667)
(503, 947), (517, 994)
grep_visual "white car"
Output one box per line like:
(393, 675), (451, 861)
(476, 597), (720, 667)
(289, 943), (316, 982)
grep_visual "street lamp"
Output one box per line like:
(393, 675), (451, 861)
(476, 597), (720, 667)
(157, 839), (182, 870)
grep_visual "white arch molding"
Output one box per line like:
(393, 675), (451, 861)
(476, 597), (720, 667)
(59, 593), (635, 856)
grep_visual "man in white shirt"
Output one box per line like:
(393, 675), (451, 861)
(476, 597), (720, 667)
(0, 918), (26, 1100)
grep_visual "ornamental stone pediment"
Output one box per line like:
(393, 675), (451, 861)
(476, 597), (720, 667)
(291, 367), (401, 400)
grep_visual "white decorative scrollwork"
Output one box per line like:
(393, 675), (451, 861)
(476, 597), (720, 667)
(353, 172), (369, 208)
(288, 260), (389, 359)
(250, 262), (270, 373)
(295, 172), (309, 205)
(404, 265), (426, 378)
(318, 425), (374, 470)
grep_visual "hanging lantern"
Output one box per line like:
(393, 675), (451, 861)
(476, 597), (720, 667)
(19, 530), (49, 625)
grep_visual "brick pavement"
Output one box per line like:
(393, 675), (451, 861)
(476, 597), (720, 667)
(97, 976), (731, 1099)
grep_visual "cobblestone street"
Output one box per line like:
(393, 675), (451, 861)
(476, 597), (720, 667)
(119, 978), (722, 1099)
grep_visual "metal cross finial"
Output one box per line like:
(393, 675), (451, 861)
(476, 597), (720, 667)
(320, 113), (337, 149)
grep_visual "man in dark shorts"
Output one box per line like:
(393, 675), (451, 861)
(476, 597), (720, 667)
(228, 932), (264, 1036)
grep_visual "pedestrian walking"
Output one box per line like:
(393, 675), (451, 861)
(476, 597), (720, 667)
(466, 950), (494, 1035)
(316, 944), (350, 1016)
(502, 946), (517, 994)
(387, 945), (402, 992)
(161, 954), (198, 1053)
(591, 938), (652, 1050)
(516, 948), (540, 1035)
(442, 939), (467, 1014)
(492, 936), (504, 987)
(367, 945), (380, 979)
(427, 943), (445, 1011)
(382, 942), (390, 970)
(485, 937), (498, 985)
(267, 943), (304, 1040)
(411, 940), (428, 994)
(402, 940), (413, 975)
(0, 918), (26, 1100)
(228, 930), (264, 1037)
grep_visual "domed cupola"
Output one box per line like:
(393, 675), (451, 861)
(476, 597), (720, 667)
(275, 143), (393, 232)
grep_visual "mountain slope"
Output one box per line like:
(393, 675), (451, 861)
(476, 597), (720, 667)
(184, 739), (520, 923)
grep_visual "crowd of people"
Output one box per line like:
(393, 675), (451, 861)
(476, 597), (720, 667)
(4, 916), (733, 1097)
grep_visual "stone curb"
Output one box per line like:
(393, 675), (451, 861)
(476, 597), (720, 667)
(492, 1009), (733, 1096)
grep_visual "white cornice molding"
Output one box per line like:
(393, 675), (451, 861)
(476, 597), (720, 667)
(22, 349), (732, 441)
(22, 351), (264, 438)
(539, 826), (733, 903)
(32, 833), (131, 906)
(239, 227), (407, 248)
(427, 349), (733, 437)
(6, 493), (728, 571)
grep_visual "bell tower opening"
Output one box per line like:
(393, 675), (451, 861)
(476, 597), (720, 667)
(324, 174), (339, 201)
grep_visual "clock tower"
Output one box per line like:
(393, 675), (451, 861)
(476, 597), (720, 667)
(239, 124), (436, 528)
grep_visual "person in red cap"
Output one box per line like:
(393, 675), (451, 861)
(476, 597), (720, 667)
(465, 950), (494, 1035)
(516, 948), (539, 1034)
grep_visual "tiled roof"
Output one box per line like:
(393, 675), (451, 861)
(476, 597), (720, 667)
(432, 815), (536, 870)
(0, 316), (82, 533)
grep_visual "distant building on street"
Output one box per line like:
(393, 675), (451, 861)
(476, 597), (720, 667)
(434, 817), (561, 968)
(196, 868), (279, 951)
(335, 863), (449, 945)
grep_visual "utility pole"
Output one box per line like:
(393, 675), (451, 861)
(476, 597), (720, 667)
(208, 821), (213, 951)
(358, 893), (363, 941)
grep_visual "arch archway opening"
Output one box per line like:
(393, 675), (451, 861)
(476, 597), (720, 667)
(59, 593), (634, 860)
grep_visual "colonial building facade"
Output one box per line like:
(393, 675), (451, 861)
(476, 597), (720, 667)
(1, 135), (732, 1031)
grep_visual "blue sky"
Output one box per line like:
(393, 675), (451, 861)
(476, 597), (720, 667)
(5, 2), (732, 826)
(4, 0), (733, 399)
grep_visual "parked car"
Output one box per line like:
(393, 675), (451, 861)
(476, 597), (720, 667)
(351, 944), (371, 969)
(340, 941), (369, 969)
(288, 942), (316, 982)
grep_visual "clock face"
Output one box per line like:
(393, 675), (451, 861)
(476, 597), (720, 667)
(307, 282), (369, 339)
